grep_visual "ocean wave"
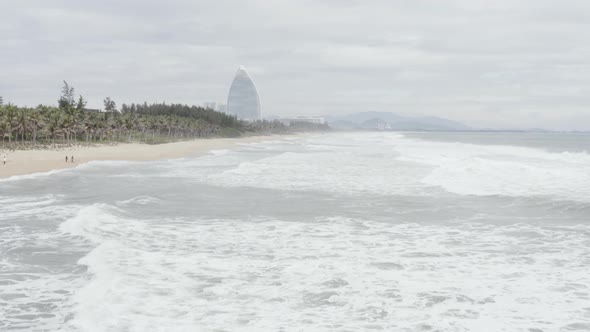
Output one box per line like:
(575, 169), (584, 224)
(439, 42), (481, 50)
(209, 149), (231, 156)
(0, 168), (71, 183)
(393, 138), (590, 202)
(55, 211), (590, 331)
(116, 195), (162, 207)
(0, 199), (89, 331)
(205, 149), (433, 196)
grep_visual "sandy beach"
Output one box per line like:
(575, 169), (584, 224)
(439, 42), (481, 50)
(0, 136), (274, 178)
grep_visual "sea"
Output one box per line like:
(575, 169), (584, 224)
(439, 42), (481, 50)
(1, 131), (589, 331)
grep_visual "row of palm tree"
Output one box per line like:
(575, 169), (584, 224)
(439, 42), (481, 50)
(0, 103), (328, 149)
(0, 104), (233, 147)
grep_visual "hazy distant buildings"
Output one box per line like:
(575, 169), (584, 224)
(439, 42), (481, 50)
(227, 66), (261, 121)
(216, 103), (226, 114)
(278, 117), (325, 126)
(375, 119), (391, 130)
(203, 102), (227, 113)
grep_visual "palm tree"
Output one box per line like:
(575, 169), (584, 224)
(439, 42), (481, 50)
(108, 112), (119, 142)
(114, 114), (124, 142)
(45, 109), (62, 145)
(4, 104), (18, 143)
(69, 108), (83, 144)
(29, 108), (44, 145)
(123, 113), (135, 142)
(15, 108), (30, 143)
(82, 112), (94, 143)
(0, 118), (9, 144)
(59, 115), (71, 144)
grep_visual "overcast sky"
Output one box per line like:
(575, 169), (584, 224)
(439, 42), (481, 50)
(2, 0), (590, 130)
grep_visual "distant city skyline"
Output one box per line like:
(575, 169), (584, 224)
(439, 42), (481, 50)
(2, 1), (590, 130)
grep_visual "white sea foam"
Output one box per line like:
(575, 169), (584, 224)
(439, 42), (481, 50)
(0, 195), (87, 331)
(73, 159), (138, 171)
(0, 160), (140, 184)
(197, 133), (590, 203)
(392, 137), (590, 202)
(0, 168), (71, 183)
(116, 195), (161, 207)
(0, 195), (73, 221)
(0, 194), (58, 206)
(209, 149), (231, 156)
(206, 149), (433, 196)
(58, 204), (590, 331)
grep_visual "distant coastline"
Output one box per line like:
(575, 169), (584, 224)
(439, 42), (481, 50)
(330, 128), (590, 134)
(324, 111), (589, 133)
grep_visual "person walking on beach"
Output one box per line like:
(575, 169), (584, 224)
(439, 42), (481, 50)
(71, 156), (74, 163)
(66, 156), (68, 163)
(3, 155), (6, 166)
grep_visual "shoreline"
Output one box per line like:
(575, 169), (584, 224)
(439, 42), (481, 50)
(0, 135), (276, 179)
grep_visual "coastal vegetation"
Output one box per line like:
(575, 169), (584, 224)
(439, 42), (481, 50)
(0, 82), (328, 149)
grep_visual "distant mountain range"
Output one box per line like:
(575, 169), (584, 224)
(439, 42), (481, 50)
(325, 112), (471, 131)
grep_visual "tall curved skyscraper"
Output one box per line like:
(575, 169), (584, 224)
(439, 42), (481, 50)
(227, 66), (261, 121)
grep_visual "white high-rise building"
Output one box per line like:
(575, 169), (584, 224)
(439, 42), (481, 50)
(227, 66), (261, 121)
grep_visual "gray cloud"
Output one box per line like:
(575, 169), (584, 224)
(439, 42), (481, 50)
(1, 0), (590, 130)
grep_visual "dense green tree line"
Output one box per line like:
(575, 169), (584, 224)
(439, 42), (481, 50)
(0, 103), (216, 146)
(0, 82), (328, 148)
(120, 102), (242, 129)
